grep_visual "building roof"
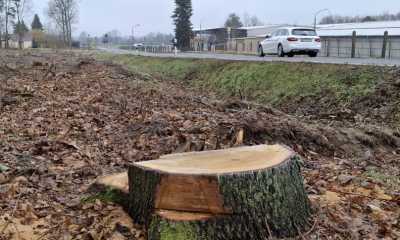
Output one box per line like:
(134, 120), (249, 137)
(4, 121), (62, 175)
(241, 24), (316, 37)
(193, 27), (225, 32)
(317, 21), (400, 37)
(240, 24), (290, 30)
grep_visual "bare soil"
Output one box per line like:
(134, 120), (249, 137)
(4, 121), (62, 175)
(0, 50), (399, 240)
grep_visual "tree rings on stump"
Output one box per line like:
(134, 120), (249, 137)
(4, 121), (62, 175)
(128, 145), (311, 239)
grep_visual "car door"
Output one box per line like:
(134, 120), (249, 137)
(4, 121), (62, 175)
(263, 30), (278, 54)
(272, 30), (285, 54)
(261, 33), (272, 54)
(280, 29), (289, 51)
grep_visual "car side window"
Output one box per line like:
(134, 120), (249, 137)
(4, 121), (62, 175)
(278, 29), (287, 36)
(283, 30), (289, 36)
(271, 31), (278, 37)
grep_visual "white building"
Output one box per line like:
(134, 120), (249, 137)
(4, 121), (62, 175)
(8, 33), (33, 49)
(241, 24), (290, 37)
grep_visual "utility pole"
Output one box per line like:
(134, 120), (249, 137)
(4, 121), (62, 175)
(199, 21), (202, 51)
(131, 24), (140, 45)
(314, 9), (330, 30)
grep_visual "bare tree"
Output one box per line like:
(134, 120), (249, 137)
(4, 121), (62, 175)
(0, 1), (4, 48)
(47, 0), (78, 47)
(320, 11), (400, 24)
(243, 13), (264, 27)
(2, 0), (17, 49)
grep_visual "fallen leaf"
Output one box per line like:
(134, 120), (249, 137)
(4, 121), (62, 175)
(321, 191), (342, 206)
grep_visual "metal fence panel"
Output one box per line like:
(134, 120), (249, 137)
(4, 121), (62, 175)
(321, 36), (400, 59)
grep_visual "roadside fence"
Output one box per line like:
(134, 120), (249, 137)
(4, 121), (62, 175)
(320, 31), (400, 59)
(191, 31), (400, 59)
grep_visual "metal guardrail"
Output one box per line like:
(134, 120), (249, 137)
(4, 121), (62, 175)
(119, 45), (175, 53)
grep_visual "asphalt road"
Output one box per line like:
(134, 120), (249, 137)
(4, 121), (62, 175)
(100, 48), (400, 66)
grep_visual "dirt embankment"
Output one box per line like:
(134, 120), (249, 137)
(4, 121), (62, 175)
(0, 51), (399, 239)
(98, 54), (400, 129)
(279, 71), (400, 129)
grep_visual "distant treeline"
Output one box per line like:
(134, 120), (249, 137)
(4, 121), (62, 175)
(320, 12), (400, 24)
(136, 32), (175, 45)
(100, 30), (174, 45)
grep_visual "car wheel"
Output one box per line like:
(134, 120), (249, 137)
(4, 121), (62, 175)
(308, 52), (318, 57)
(277, 45), (285, 57)
(287, 52), (294, 58)
(258, 45), (265, 57)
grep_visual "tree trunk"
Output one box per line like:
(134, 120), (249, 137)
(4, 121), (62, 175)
(128, 145), (312, 239)
(5, 6), (9, 49)
(18, 26), (23, 49)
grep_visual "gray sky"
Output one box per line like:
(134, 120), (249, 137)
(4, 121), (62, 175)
(33, 0), (399, 36)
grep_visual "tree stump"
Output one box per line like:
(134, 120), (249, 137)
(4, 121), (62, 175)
(128, 145), (311, 239)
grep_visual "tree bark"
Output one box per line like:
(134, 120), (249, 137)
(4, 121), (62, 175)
(128, 145), (312, 239)
(5, 0), (9, 49)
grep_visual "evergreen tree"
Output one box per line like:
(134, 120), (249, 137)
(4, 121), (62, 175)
(14, 19), (28, 34)
(31, 14), (44, 48)
(225, 13), (243, 28)
(31, 14), (43, 30)
(172, 0), (193, 50)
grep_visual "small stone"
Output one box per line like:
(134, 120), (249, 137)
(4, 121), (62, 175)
(360, 181), (372, 188)
(337, 175), (354, 185)
(66, 198), (81, 208)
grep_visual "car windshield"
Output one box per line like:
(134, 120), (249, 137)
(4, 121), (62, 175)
(292, 29), (317, 36)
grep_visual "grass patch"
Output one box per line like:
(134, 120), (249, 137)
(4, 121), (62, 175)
(363, 168), (400, 191)
(81, 187), (124, 204)
(96, 53), (386, 107)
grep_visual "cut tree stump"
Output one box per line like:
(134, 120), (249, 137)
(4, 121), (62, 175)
(129, 145), (311, 239)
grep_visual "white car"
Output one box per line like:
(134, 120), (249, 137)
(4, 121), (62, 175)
(133, 43), (144, 48)
(258, 27), (321, 57)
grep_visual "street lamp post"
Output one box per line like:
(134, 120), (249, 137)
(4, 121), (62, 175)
(314, 9), (330, 30)
(132, 24), (141, 45)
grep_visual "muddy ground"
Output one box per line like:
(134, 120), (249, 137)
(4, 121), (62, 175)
(0, 50), (399, 240)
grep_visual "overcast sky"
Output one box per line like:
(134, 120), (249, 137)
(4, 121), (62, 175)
(32, 0), (399, 37)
